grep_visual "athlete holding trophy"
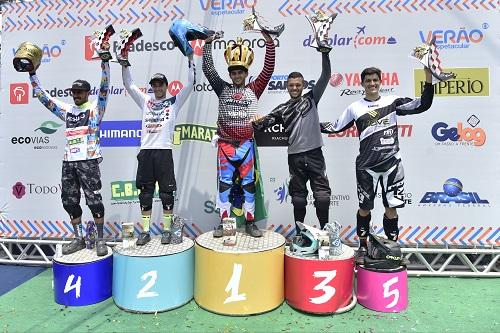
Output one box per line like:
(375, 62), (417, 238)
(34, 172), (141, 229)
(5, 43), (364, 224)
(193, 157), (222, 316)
(120, 20), (205, 246)
(202, 10), (282, 239)
(15, 25), (114, 256)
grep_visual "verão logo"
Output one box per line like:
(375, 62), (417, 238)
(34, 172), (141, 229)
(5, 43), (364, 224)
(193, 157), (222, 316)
(84, 36), (99, 61)
(168, 81), (184, 96)
(10, 83), (29, 104)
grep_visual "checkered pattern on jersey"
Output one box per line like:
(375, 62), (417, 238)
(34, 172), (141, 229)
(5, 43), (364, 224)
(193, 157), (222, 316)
(217, 86), (258, 140)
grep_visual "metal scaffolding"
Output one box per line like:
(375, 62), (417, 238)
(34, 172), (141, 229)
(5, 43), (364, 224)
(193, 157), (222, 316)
(1, 237), (499, 277)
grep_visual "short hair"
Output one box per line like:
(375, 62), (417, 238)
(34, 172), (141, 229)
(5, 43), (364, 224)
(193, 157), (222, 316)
(287, 72), (304, 81)
(361, 67), (382, 82)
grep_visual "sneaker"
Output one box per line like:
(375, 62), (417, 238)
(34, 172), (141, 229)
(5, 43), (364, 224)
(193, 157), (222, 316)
(136, 232), (151, 246)
(355, 245), (368, 265)
(96, 239), (108, 256)
(62, 237), (86, 255)
(213, 223), (224, 238)
(245, 222), (262, 238)
(161, 230), (172, 244)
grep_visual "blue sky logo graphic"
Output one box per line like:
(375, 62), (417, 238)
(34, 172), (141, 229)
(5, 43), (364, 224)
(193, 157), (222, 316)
(419, 178), (489, 205)
(100, 121), (141, 147)
(273, 181), (288, 204)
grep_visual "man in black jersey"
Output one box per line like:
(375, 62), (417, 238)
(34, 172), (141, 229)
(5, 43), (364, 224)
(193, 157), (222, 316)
(321, 66), (433, 259)
(253, 49), (332, 232)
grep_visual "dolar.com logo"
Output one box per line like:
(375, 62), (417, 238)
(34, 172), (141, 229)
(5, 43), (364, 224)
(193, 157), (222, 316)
(304, 25), (396, 49)
(419, 178), (490, 206)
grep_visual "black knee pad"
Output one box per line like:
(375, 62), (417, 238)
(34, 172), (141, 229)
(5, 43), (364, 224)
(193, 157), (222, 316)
(242, 182), (255, 194)
(159, 192), (175, 211)
(63, 204), (82, 220)
(138, 190), (154, 211)
(357, 211), (371, 238)
(291, 196), (307, 209)
(383, 214), (399, 241)
(89, 203), (105, 218)
(218, 181), (232, 193)
(314, 196), (330, 211)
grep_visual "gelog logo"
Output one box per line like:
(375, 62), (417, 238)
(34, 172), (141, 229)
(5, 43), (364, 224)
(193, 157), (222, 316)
(304, 25), (396, 49)
(329, 71), (399, 97)
(431, 115), (486, 147)
(10, 83), (29, 104)
(199, 0), (256, 15)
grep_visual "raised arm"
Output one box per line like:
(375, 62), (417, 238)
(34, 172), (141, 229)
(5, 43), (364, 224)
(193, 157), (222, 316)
(396, 67), (434, 116)
(247, 35), (275, 99)
(202, 41), (226, 96)
(173, 55), (196, 114)
(312, 52), (331, 105)
(122, 65), (149, 109)
(320, 106), (355, 134)
(96, 60), (110, 122)
(29, 72), (69, 121)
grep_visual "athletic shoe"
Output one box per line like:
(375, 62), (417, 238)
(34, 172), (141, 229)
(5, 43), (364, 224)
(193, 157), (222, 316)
(136, 232), (151, 246)
(62, 237), (86, 255)
(96, 239), (108, 256)
(245, 222), (262, 238)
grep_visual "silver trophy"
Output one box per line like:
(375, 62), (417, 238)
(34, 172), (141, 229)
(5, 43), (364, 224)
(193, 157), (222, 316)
(121, 222), (135, 249)
(410, 36), (456, 84)
(91, 24), (115, 61)
(324, 221), (344, 257)
(222, 217), (237, 246)
(305, 10), (337, 53)
(170, 216), (185, 245)
(243, 7), (285, 38)
(115, 28), (143, 66)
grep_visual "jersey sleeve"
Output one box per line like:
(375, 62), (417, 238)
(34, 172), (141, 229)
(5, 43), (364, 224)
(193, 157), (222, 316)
(252, 102), (285, 132)
(29, 73), (69, 121)
(395, 82), (434, 116)
(122, 65), (149, 109)
(312, 52), (331, 105)
(202, 43), (227, 96)
(172, 59), (196, 115)
(247, 40), (275, 99)
(96, 60), (110, 122)
(320, 105), (356, 134)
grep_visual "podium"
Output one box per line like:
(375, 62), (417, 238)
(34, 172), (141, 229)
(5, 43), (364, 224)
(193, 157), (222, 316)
(356, 265), (408, 312)
(285, 245), (356, 314)
(194, 230), (285, 315)
(53, 247), (113, 306)
(112, 237), (194, 313)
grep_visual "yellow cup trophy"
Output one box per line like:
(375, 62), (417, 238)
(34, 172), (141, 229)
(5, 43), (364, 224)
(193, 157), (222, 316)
(13, 42), (43, 72)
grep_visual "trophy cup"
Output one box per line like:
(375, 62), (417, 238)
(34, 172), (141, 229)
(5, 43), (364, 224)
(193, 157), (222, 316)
(121, 222), (135, 249)
(13, 42), (43, 72)
(305, 10), (337, 53)
(170, 216), (185, 245)
(115, 28), (143, 66)
(85, 221), (97, 250)
(91, 24), (115, 61)
(169, 19), (219, 56)
(410, 36), (456, 84)
(222, 217), (237, 246)
(242, 7), (285, 38)
(324, 221), (344, 257)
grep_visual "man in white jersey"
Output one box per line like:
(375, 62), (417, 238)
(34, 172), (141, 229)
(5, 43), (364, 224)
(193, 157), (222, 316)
(321, 66), (433, 259)
(121, 54), (195, 246)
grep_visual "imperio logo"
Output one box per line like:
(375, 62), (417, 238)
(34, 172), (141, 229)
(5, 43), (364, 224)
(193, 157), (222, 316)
(414, 68), (489, 97)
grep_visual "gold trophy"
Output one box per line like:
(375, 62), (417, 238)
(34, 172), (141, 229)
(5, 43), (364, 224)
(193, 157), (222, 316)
(13, 42), (43, 72)
(243, 7), (284, 38)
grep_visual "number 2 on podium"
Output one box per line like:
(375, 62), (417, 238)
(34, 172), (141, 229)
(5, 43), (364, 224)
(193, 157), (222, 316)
(137, 270), (159, 299)
(224, 263), (247, 304)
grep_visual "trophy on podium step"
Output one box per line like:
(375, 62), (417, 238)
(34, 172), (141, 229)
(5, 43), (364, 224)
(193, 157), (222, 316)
(171, 216), (186, 245)
(242, 6), (285, 38)
(91, 24), (115, 61)
(115, 28), (143, 66)
(13, 42), (43, 72)
(222, 217), (237, 246)
(410, 36), (456, 84)
(121, 222), (135, 249)
(305, 10), (337, 53)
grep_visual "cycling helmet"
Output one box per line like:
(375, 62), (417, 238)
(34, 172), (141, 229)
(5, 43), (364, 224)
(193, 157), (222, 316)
(364, 233), (404, 270)
(290, 222), (325, 256)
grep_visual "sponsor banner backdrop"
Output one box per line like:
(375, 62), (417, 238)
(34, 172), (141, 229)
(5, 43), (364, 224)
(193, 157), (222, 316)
(1, 1), (499, 246)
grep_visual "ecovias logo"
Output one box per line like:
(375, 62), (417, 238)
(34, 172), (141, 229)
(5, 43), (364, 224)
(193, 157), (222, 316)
(11, 121), (62, 150)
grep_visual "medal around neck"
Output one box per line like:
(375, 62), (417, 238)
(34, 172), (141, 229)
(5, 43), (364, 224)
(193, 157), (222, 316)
(305, 10), (337, 53)
(410, 36), (456, 84)
(242, 7), (285, 38)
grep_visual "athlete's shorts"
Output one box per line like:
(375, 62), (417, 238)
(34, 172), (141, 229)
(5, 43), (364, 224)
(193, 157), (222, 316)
(61, 158), (103, 207)
(356, 154), (405, 210)
(136, 149), (176, 194)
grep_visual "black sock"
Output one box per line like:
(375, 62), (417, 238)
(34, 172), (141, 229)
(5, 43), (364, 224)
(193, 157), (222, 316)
(383, 214), (399, 241)
(356, 211), (371, 238)
(316, 206), (328, 229)
(293, 206), (306, 224)
(96, 223), (104, 239)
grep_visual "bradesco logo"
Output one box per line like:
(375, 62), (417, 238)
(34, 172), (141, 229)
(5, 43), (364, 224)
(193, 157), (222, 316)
(12, 41), (65, 64)
(12, 181), (61, 199)
(329, 71), (399, 97)
(199, 0), (256, 15)
(414, 68), (489, 97)
(304, 25), (396, 49)
(419, 178), (490, 207)
(418, 24), (488, 50)
(327, 124), (413, 138)
(431, 115), (486, 147)
(11, 121), (62, 150)
(10, 83), (29, 104)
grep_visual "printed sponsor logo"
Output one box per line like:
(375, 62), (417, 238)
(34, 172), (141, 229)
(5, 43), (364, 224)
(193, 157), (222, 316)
(304, 25), (396, 49)
(328, 71), (400, 96)
(431, 115), (486, 147)
(418, 24), (488, 50)
(10, 121), (62, 150)
(327, 124), (413, 138)
(12, 40), (65, 64)
(255, 123), (288, 147)
(173, 124), (217, 145)
(199, 0), (256, 15)
(11, 181), (61, 198)
(419, 178), (490, 207)
(10, 83), (29, 104)
(414, 68), (489, 97)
